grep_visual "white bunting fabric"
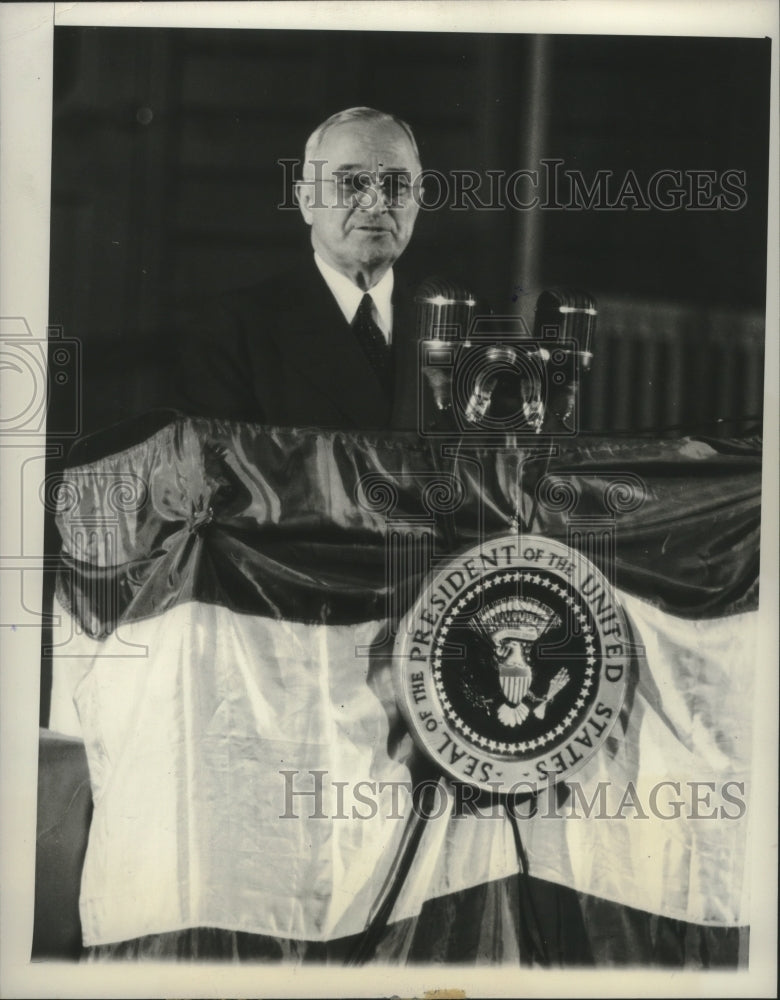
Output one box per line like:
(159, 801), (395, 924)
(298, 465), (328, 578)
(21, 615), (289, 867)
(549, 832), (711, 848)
(51, 589), (754, 946)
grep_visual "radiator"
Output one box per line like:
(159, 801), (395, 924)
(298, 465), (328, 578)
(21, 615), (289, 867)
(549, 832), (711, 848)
(579, 298), (765, 434)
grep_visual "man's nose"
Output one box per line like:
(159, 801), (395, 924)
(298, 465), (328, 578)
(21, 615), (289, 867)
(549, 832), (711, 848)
(355, 180), (391, 212)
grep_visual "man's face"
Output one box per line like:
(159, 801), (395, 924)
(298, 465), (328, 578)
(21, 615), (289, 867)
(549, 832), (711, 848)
(296, 119), (421, 282)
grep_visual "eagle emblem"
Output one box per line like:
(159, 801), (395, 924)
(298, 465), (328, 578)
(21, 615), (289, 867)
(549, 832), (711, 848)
(467, 597), (570, 727)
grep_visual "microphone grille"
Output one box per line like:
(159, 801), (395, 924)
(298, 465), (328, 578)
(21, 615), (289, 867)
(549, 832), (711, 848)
(414, 276), (477, 342)
(533, 288), (597, 353)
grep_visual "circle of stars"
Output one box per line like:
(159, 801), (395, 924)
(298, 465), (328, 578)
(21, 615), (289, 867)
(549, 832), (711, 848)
(431, 570), (598, 756)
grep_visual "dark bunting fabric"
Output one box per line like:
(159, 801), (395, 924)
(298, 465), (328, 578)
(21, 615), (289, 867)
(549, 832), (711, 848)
(54, 419), (760, 635)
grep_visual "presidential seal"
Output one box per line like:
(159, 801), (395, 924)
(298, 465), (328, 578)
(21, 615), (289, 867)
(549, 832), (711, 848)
(394, 535), (630, 793)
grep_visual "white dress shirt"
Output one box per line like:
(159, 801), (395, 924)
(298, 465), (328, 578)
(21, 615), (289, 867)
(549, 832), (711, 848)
(314, 253), (394, 345)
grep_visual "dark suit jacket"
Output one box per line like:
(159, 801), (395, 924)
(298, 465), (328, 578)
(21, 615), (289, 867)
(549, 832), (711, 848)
(176, 256), (422, 431)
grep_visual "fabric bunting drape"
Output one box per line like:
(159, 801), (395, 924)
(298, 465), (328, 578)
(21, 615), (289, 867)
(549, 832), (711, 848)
(48, 418), (760, 965)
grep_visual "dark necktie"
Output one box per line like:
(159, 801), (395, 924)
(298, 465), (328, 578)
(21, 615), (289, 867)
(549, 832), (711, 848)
(352, 293), (392, 395)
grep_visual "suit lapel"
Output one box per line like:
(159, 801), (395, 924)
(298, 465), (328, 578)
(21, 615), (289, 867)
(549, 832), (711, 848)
(272, 261), (393, 427)
(389, 277), (421, 431)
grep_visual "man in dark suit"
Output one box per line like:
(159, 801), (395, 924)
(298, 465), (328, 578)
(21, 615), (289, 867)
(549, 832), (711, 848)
(177, 107), (424, 431)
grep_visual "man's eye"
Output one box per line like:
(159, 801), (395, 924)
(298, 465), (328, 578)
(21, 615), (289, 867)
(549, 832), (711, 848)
(335, 173), (412, 201)
(344, 174), (372, 194)
(381, 175), (412, 201)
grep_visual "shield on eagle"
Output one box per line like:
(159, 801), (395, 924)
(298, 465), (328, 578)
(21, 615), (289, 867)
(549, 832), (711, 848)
(468, 596), (561, 710)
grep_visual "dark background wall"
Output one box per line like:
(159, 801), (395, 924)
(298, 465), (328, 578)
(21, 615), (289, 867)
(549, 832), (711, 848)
(48, 27), (770, 441)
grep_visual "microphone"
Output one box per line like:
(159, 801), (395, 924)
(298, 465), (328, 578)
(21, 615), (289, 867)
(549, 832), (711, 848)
(458, 289), (597, 433)
(532, 289), (597, 433)
(532, 288), (596, 355)
(415, 277), (477, 425)
(462, 346), (521, 424)
(414, 280), (597, 435)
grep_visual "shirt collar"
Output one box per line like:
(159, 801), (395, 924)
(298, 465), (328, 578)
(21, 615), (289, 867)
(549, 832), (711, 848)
(314, 252), (394, 343)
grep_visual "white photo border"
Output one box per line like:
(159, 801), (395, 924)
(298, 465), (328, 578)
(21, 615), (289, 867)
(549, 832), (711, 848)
(1, 2), (777, 997)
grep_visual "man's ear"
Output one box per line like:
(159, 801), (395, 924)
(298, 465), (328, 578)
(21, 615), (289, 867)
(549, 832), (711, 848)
(295, 179), (314, 226)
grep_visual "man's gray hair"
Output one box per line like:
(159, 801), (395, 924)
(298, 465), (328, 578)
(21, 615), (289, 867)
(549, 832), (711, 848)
(303, 107), (421, 168)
